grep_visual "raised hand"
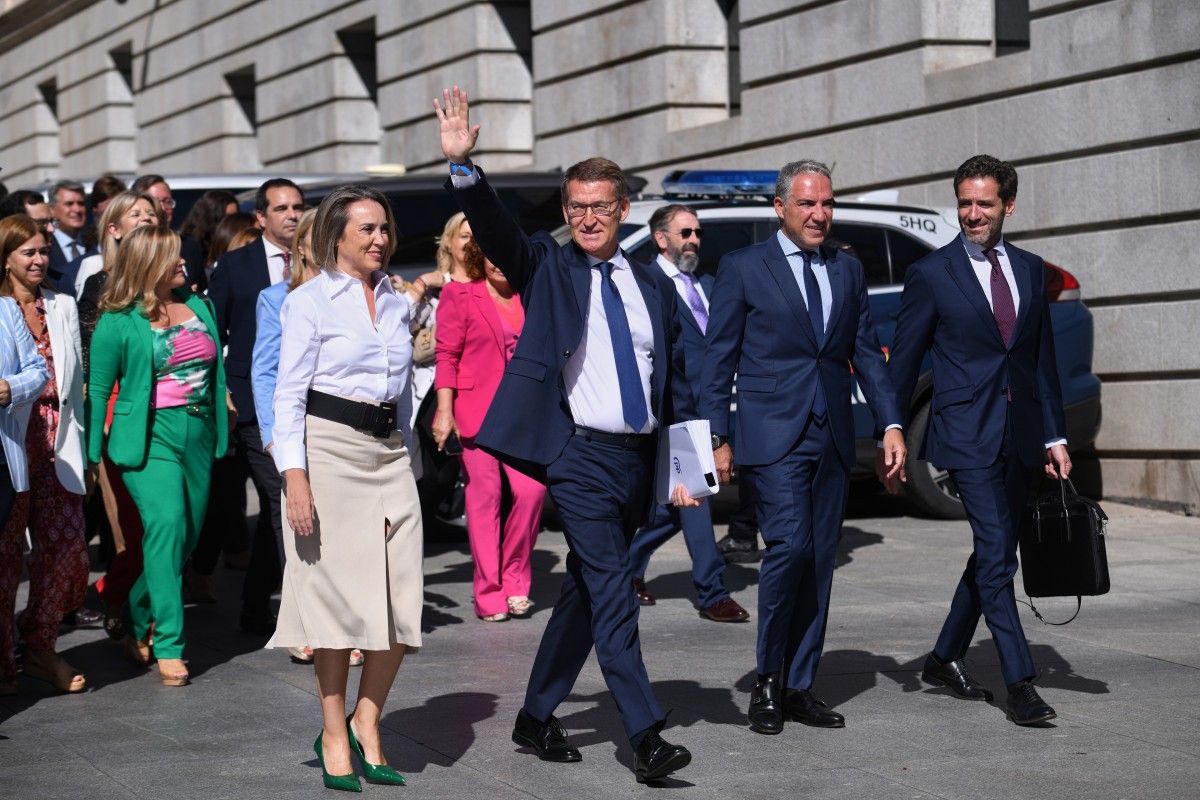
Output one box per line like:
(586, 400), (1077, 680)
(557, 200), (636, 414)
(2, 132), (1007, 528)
(434, 86), (480, 165)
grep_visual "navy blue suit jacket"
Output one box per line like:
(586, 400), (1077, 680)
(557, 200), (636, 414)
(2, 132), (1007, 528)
(661, 266), (713, 406)
(447, 171), (697, 480)
(48, 240), (96, 294)
(208, 236), (271, 423)
(701, 233), (898, 468)
(886, 238), (1066, 470)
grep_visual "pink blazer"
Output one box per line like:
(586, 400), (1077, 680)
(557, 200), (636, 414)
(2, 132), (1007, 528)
(434, 280), (522, 438)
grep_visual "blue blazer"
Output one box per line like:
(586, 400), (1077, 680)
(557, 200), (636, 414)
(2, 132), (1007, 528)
(661, 267), (714, 406)
(48, 240), (96, 294)
(886, 238), (1067, 470)
(208, 236), (271, 422)
(447, 171), (697, 479)
(251, 281), (288, 447)
(0, 298), (49, 492)
(701, 234), (899, 468)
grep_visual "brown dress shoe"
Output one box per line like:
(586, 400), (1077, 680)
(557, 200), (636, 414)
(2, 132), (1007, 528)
(701, 597), (750, 622)
(632, 577), (655, 606)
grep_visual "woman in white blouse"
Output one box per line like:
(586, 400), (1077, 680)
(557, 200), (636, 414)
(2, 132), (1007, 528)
(268, 186), (420, 792)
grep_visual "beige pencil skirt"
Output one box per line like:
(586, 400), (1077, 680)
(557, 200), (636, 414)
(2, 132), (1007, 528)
(267, 414), (423, 652)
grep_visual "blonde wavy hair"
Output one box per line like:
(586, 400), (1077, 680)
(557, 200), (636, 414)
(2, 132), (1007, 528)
(98, 225), (183, 319)
(435, 211), (467, 274)
(288, 208), (319, 292)
(97, 190), (163, 270)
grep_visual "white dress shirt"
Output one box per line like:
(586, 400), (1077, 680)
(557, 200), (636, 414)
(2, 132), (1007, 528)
(776, 230), (832, 331)
(53, 228), (85, 261)
(655, 253), (709, 312)
(263, 236), (291, 286)
(563, 251), (658, 434)
(961, 234), (1020, 317)
(271, 268), (413, 472)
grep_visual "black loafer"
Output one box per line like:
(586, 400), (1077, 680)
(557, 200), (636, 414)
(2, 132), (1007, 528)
(512, 709), (582, 762)
(784, 689), (845, 728)
(747, 672), (783, 735)
(921, 652), (994, 701)
(633, 719), (691, 784)
(1006, 680), (1056, 726)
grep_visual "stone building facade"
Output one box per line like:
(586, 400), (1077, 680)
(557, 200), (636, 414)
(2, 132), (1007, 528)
(1, 0), (1197, 511)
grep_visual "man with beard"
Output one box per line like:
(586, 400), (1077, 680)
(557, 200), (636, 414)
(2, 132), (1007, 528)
(627, 204), (750, 623)
(882, 154), (1070, 725)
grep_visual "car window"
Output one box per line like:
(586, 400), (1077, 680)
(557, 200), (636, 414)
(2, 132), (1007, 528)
(698, 221), (757, 275)
(829, 223), (890, 286)
(885, 230), (933, 286)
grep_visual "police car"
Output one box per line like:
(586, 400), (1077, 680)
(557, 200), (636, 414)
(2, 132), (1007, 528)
(615, 170), (1102, 519)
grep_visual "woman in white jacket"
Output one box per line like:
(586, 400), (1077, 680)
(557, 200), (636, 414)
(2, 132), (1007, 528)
(0, 214), (87, 694)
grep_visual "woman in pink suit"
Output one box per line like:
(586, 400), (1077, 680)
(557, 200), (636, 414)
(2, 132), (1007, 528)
(433, 239), (545, 622)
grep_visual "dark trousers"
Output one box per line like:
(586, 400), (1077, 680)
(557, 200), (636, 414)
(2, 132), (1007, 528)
(229, 422), (283, 612)
(727, 467), (760, 542)
(629, 500), (728, 608)
(191, 451), (248, 576)
(523, 435), (662, 745)
(749, 417), (848, 690)
(937, 413), (1037, 686)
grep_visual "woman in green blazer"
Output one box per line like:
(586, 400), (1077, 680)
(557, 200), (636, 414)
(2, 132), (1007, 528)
(86, 225), (230, 687)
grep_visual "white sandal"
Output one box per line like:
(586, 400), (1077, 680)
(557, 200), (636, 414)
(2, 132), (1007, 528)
(479, 612), (509, 622)
(507, 596), (533, 616)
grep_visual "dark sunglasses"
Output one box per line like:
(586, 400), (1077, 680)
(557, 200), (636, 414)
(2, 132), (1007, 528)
(671, 227), (704, 239)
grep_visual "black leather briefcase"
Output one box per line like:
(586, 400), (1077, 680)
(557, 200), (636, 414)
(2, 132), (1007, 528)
(1019, 476), (1110, 598)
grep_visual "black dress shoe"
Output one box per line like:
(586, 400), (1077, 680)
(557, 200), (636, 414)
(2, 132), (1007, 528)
(921, 651), (994, 701)
(1006, 680), (1056, 726)
(716, 534), (762, 563)
(511, 709), (582, 763)
(747, 672), (783, 734)
(63, 607), (104, 627)
(784, 689), (845, 728)
(633, 719), (691, 784)
(632, 577), (655, 606)
(239, 608), (277, 636)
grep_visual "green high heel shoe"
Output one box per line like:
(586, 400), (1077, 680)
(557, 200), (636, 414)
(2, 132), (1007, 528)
(346, 716), (407, 785)
(313, 731), (362, 792)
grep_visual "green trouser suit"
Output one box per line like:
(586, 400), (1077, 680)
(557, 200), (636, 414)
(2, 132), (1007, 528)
(86, 290), (228, 659)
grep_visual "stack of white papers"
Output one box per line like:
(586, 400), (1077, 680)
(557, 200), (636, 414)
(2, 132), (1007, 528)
(655, 419), (721, 505)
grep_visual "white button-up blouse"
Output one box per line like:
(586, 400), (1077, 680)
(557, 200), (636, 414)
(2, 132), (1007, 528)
(271, 268), (413, 473)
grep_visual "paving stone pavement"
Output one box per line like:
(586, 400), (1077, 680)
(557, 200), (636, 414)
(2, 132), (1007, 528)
(1, 493), (1198, 799)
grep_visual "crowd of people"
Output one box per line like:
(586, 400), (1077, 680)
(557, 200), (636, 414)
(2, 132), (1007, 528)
(0, 82), (1072, 788)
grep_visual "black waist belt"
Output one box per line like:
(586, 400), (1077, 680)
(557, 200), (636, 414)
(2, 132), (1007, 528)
(572, 425), (653, 450)
(307, 389), (397, 439)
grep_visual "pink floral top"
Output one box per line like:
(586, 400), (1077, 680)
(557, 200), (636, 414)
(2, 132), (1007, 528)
(152, 315), (217, 408)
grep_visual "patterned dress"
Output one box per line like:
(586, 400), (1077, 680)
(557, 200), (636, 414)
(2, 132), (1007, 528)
(0, 295), (88, 680)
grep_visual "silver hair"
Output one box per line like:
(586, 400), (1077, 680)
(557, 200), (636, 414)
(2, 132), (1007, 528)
(775, 160), (832, 200)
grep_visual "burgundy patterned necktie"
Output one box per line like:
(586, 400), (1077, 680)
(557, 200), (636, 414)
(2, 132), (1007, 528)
(984, 247), (1015, 348)
(281, 250), (292, 281)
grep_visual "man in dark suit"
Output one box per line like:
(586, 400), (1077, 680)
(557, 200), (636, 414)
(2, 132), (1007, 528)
(207, 178), (304, 636)
(437, 86), (695, 784)
(46, 180), (93, 289)
(702, 160), (906, 735)
(882, 154), (1070, 726)
(627, 203), (750, 623)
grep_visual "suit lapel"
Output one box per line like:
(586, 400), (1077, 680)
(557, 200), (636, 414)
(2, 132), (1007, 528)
(821, 246), (845, 350)
(470, 281), (507, 353)
(568, 246), (591, 322)
(250, 238), (271, 291)
(1008, 247), (1034, 348)
(945, 247), (1006, 348)
(763, 238), (819, 349)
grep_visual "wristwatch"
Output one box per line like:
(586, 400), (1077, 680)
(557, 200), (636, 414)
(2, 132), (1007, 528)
(711, 434), (728, 450)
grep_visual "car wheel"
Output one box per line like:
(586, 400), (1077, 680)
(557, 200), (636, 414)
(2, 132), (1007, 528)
(903, 398), (968, 520)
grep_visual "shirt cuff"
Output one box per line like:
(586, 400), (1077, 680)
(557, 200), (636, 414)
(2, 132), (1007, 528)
(449, 167), (481, 188)
(876, 424), (903, 447)
(272, 441), (307, 474)
(1045, 438), (1067, 449)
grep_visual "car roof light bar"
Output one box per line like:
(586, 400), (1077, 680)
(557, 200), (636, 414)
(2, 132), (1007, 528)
(662, 170), (779, 198)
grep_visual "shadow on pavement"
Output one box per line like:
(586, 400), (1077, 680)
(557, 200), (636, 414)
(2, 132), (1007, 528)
(383, 691), (500, 773)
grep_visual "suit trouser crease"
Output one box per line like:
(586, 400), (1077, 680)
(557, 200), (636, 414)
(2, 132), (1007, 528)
(523, 436), (662, 744)
(629, 501), (728, 608)
(120, 408), (215, 659)
(458, 438), (546, 617)
(750, 418), (848, 689)
(935, 413), (1037, 686)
